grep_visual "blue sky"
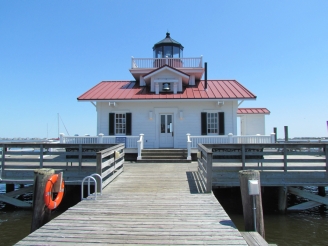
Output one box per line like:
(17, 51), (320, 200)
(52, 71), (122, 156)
(1, 1), (327, 138)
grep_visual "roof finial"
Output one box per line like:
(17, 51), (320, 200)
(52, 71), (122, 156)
(166, 31), (170, 38)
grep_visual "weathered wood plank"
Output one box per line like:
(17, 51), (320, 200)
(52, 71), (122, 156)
(17, 162), (249, 245)
(288, 187), (328, 205)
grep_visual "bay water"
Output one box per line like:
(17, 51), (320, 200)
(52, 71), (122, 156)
(1, 184), (328, 245)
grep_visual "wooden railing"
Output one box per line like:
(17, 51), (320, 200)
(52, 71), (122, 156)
(96, 144), (124, 190)
(131, 57), (203, 69)
(0, 143), (124, 186)
(197, 144), (213, 193)
(197, 143), (328, 188)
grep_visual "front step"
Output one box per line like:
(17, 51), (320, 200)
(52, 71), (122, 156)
(138, 149), (191, 163)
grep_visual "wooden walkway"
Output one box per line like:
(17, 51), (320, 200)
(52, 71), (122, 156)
(17, 163), (248, 245)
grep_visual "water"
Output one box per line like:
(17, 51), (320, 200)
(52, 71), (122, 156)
(1, 184), (328, 245)
(214, 187), (328, 246)
(0, 184), (63, 246)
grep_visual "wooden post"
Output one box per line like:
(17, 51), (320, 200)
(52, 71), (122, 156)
(284, 126), (288, 142)
(6, 184), (15, 193)
(206, 150), (213, 193)
(239, 170), (265, 239)
(278, 186), (287, 213)
(96, 151), (102, 193)
(241, 144), (246, 170)
(30, 168), (54, 233)
(273, 127), (277, 142)
(318, 186), (326, 197)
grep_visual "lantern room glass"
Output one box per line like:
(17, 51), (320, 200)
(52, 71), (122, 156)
(154, 46), (183, 58)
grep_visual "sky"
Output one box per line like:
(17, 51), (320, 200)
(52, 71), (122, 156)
(1, 1), (327, 139)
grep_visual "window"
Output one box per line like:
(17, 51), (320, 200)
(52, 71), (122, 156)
(109, 113), (132, 136)
(201, 112), (225, 135)
(115, 113), (126, 134)
(207, 113), (218, 134)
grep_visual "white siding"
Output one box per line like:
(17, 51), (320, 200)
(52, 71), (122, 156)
(96, 100), (237, 149)
(240, 114), (265, 135)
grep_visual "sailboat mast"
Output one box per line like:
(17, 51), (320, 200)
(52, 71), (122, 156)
(58, 113), (59, 138)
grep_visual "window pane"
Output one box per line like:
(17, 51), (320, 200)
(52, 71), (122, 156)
(115, 113), (126, 134)
(207, 113), (218, 135)
(161, 115), (165, 133)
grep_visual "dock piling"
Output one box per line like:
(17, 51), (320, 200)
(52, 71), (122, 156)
(30, 168), (54, 233)
(239, 170), (265, 239)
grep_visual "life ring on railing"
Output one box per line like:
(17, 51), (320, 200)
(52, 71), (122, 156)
(44, 174), (65, 210)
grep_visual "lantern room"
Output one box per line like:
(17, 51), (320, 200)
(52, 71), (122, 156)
(153, 32), (184, 58)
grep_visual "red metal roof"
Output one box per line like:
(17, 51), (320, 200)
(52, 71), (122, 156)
(237, 108), (270, 114)
(77, 80), (256, 101)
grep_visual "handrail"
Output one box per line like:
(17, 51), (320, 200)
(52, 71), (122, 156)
(81, 173), (102, 200)
(81, 175), (98, 200)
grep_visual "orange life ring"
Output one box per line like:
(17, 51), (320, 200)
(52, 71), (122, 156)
(44, 174), (65, 210)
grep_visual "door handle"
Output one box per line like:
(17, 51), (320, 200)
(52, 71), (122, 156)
(172, 132), (174, 137)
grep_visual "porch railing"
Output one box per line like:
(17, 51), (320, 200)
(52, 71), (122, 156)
(131, 57), (203, 69)
(187, 133), (275, 158)
(188, 133), (275, 148)
(60, 133), (139, 148)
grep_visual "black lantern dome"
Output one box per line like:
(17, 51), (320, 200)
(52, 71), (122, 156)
(153, 32), (184, 58)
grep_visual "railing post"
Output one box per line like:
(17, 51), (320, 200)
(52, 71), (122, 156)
(78, 144), (82, 170)
(206, 150), (213, 193)
(271, 133), (276, 143)
(98, 133), (104, 144)
(59, 133), (64, 143)
(1, 144), (6, 178)
(39, 144), (43, 168)
(187, 133), (191, 160)
(140, 134), (144, 150)
(137, 141), (142, 160)
(283, 144), (287, 172)
(241, 144), (246, 169)
(200, 55), (203, 67)
(137, 134), (144, 160)
(325, 144), (328, 172)
(228, 133), (233, 143)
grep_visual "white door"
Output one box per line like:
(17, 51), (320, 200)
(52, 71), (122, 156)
(159, 114), (174, 148)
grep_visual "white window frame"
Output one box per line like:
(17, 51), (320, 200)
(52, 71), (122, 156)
(207, 112), (218, 135)
(115, 113), (126, 135)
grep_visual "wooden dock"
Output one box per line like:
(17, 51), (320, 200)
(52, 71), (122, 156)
(16, 162), (250, 245)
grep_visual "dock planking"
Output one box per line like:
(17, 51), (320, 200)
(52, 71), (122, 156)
(16, 162), (248, 245)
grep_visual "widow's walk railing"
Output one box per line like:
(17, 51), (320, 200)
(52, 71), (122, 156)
(131, 57), (203, 69)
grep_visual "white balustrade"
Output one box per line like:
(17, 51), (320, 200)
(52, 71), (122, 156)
(131, 57), (203, 69)
(189, 133), (275, 149)
(60, 134), (139, 148)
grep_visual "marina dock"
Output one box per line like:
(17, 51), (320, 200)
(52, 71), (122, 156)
(16, 163), (250, 245)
